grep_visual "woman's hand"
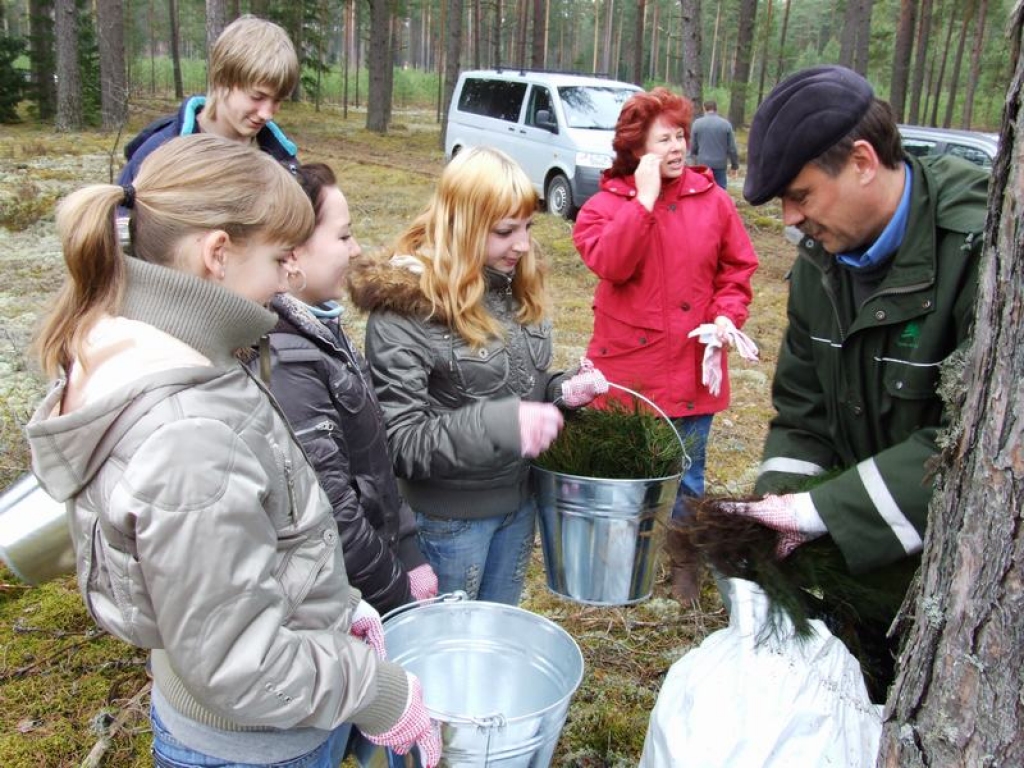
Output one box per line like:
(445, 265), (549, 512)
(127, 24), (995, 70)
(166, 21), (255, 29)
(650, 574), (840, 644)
(634, 153), (662, 211)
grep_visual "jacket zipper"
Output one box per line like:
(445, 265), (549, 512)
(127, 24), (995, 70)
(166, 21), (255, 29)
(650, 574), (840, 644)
(294, 420), (336, 437)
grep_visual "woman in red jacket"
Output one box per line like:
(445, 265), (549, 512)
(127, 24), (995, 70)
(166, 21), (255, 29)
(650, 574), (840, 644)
(573, 87), (759, 603)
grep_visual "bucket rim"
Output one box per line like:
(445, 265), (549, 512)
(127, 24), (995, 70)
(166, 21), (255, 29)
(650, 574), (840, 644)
(531, 463), (682, 485)
(381, 599), (585, 727)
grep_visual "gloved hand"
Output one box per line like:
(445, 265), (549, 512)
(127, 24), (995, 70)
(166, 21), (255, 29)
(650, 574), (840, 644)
(407, 564), (439, 601)
(350, 599), (387, 660)
(560, 358), (609, 407)
(518, 401), (564, 458)
(721, 492), (828, 558)
(363, 673), (442, 767)
(687, 319), (759, 396)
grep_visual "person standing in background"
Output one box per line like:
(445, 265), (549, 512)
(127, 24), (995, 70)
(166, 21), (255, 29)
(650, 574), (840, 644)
(689, 100), (740, 190)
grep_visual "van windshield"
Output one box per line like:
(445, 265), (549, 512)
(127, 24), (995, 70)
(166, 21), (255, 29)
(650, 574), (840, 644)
(558, 86), (638, 130)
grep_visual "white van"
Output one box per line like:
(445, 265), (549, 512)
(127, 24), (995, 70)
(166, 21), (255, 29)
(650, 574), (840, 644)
(444, 69), (642, 219)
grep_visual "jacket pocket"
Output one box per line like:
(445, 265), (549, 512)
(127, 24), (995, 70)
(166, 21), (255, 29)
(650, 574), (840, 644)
(591, 312), (667, 361)
(523, 321), (554, 370)
(450, 338), (510, 396)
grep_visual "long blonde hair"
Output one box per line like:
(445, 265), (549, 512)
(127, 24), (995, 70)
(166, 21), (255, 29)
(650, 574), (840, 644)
(394, 146), (547, 348)
(37, 134), (314, 376)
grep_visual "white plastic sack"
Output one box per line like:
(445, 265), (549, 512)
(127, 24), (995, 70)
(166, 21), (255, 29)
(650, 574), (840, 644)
(640, 578), (882, 768)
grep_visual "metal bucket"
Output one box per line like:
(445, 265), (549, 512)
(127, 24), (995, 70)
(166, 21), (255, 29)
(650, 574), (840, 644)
(534, 383), (687, 606)
(0, 474), (74, 585)
(380, 594), (584, 767)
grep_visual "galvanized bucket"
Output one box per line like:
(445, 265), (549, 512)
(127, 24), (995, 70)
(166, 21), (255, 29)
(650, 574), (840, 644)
(379, 593), (584, 767)
(534, 383), (688, 606)
(0, 474), (74, 585)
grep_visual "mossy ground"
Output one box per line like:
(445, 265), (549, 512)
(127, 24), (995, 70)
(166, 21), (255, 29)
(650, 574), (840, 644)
(0, 100), (792, 767)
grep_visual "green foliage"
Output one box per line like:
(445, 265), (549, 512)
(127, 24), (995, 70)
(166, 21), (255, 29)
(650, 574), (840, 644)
(76, 0), (101, 125)
(534, 400), (685, 480)
(0, 35), (26, 123)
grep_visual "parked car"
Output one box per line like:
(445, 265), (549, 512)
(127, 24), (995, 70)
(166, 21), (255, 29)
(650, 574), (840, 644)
(444, 69), (642, 218)
(897, 124), (999, 170)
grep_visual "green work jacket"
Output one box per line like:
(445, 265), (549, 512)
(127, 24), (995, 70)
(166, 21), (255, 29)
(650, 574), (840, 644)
(755, 154), (989, 586)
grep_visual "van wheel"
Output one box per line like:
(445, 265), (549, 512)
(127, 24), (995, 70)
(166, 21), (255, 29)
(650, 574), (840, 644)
(546, 174), (577, 219)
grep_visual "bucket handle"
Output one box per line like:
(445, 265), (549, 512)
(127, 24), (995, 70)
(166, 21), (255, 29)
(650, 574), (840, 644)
(560, 380), (692, 473)
(379, 589), (469, 625)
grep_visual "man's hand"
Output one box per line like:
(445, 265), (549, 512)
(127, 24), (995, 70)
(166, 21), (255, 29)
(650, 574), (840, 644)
(720, 493), (827, 558)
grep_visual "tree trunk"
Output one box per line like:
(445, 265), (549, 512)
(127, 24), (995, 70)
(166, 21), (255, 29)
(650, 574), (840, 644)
(492, 0), (501, 67)
(472, 0), (481, 68)
(838, 0), (861, 69)
(96, 0), (126, 130)
(205, 0), (227, 56)
(168, 0), (183, 98)
(755, 0), (773, 105)
(54, 0), (81, 130)
(441, 0), (462, 149)
(600, 0), (614, 75)
(774, 0), (792, 86)
(890, 0), (917, 121)
(961, 0), (988, 128)
(942, 0), (975, 127)
(908, 0), (933, 123)
(852, 0), (874, 74)
(878, 6), (1024, 764)
(679, 0), (701, 104)
(530, 0), (544, 68)
(366, 0), (392, 133)
(29, 0), (56, 120)
(727, 0), (757, 129)
(928, 12), (955, 125)
(632, 0), (646, 85)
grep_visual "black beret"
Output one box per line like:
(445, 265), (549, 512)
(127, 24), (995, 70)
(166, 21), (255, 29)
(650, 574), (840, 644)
(743, 65), (874, 205)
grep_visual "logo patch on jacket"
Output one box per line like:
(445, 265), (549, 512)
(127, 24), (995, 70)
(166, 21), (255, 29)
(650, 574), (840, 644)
(897, 321), (921, 349)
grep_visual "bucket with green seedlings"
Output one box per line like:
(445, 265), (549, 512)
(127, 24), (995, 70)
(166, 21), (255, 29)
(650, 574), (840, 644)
(532, 383), (688, 605)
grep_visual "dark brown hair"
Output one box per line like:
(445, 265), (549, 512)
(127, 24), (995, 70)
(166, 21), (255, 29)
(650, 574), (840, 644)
(812, 99), (903, 176)
(293, 162), (338, 222)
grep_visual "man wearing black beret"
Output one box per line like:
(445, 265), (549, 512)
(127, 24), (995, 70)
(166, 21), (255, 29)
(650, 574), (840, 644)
(731, 64), (990, 698)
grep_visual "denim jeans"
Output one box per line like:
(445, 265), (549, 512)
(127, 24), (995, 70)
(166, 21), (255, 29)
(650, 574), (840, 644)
(710, 167), (728, 189)
(150, 706), (351, 768)
(671, 414), (714, 519)
(415, 498), (536, 605)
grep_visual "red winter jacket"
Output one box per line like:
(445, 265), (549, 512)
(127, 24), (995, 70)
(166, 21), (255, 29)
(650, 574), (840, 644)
(573, 167), (758, 418)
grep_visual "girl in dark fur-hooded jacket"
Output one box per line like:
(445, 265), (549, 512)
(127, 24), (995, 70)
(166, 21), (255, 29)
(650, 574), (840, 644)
(253, 163), (438, 614)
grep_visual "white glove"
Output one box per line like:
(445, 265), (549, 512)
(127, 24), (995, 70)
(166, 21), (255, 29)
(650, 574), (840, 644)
(721, 492), (827, 558)
(560, 358), (609, 407)
(688, 318), (759, 396)
(362, 673), (442, 767)
(518, 402), (564, 458)
(350, 599), (387, 659)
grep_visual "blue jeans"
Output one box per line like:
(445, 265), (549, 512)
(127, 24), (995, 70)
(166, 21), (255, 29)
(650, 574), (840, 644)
(415, 499), (536, 605)
(710, 167), (728, 189)
(150, 706), (351, 768)
(671, 414), (714, 519)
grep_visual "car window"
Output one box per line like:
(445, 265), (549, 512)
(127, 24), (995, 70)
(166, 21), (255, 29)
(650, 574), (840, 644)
(526, 86), (555, 128)
(901, 137), (939, 158)
(558, 86), (637, 130)
(946, 143), (993, 169)
(458, 79), (528, 123)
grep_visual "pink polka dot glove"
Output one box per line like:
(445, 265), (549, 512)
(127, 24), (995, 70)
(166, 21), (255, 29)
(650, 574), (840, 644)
(721, 493), (827, 558)
(364, 673), (443, 767)
(407, 564), (439, 601)
(350, 599), (387, 660)
(518, 401), (564, 458)
(560, 358), (609, 407)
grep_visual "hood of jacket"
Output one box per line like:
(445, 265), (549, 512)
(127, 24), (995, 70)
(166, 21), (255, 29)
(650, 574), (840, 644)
(598, 165), (718, 199)
(347, 251), (434, 319)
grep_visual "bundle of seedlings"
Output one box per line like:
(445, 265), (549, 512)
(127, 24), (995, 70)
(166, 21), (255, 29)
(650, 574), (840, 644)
(670, 498), (904, 701)
(534, 399), (685, 480)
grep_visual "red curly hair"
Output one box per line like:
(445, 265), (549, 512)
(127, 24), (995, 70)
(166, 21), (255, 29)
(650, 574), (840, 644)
(607, 87), (694, 179)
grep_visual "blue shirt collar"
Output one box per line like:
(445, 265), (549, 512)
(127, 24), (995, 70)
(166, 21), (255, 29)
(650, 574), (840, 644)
(835, 162), (913, 271)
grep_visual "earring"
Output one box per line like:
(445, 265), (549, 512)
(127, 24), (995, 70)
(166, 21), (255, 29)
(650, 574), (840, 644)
(286, 266), (308, 293)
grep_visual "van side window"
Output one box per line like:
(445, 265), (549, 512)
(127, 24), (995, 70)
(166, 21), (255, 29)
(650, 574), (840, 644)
(526, 86), (555, 128)
(457, 78), (527, 123)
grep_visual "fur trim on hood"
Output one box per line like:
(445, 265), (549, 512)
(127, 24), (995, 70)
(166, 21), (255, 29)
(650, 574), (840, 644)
(347, 251), (438, 320)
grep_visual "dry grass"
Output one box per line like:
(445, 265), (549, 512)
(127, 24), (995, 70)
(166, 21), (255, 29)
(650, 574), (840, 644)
(0, 100), (794, 767)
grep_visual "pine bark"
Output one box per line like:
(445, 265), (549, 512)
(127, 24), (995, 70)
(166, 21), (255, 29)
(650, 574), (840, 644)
(29, 0), (56, 119)
(441, 0), (462, 149)
(366, 0), (393, 133)
(679, 0), (702, 102)
(168, 0), (183, 98)
(54, 0), (81, 131)
(204, 0), (227, 57)
(908, 0), (933, 124)
(879, 5), (1024, 763)
(890, 0), (918, 121)
(961, 0), (989, 128)
(97, 0), (127, 130)
(727, 0), (757, 129)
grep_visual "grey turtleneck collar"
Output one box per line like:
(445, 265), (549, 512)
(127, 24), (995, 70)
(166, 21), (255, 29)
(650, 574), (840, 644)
(120, 257), (277, 367)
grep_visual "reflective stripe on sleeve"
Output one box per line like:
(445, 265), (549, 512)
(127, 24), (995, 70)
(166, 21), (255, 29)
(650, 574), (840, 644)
(758, 457), (827, 478)
(857, 458), (923, 555)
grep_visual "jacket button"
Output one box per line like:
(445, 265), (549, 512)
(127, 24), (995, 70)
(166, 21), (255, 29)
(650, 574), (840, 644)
(874, 310), (887, 321)
(639, 336), (647, 344)
(669, 204), (676, 212)
(686, 402), (695, 410)
(851, 404), (863, 416)
(322, 529), (337, 545)
(922, 299), (932, 309)
(895, 380), (904, 390)
(680, 302), (691, 311)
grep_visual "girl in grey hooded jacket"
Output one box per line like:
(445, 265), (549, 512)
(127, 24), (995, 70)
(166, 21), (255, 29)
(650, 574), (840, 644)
(26, 136), (440, 768)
